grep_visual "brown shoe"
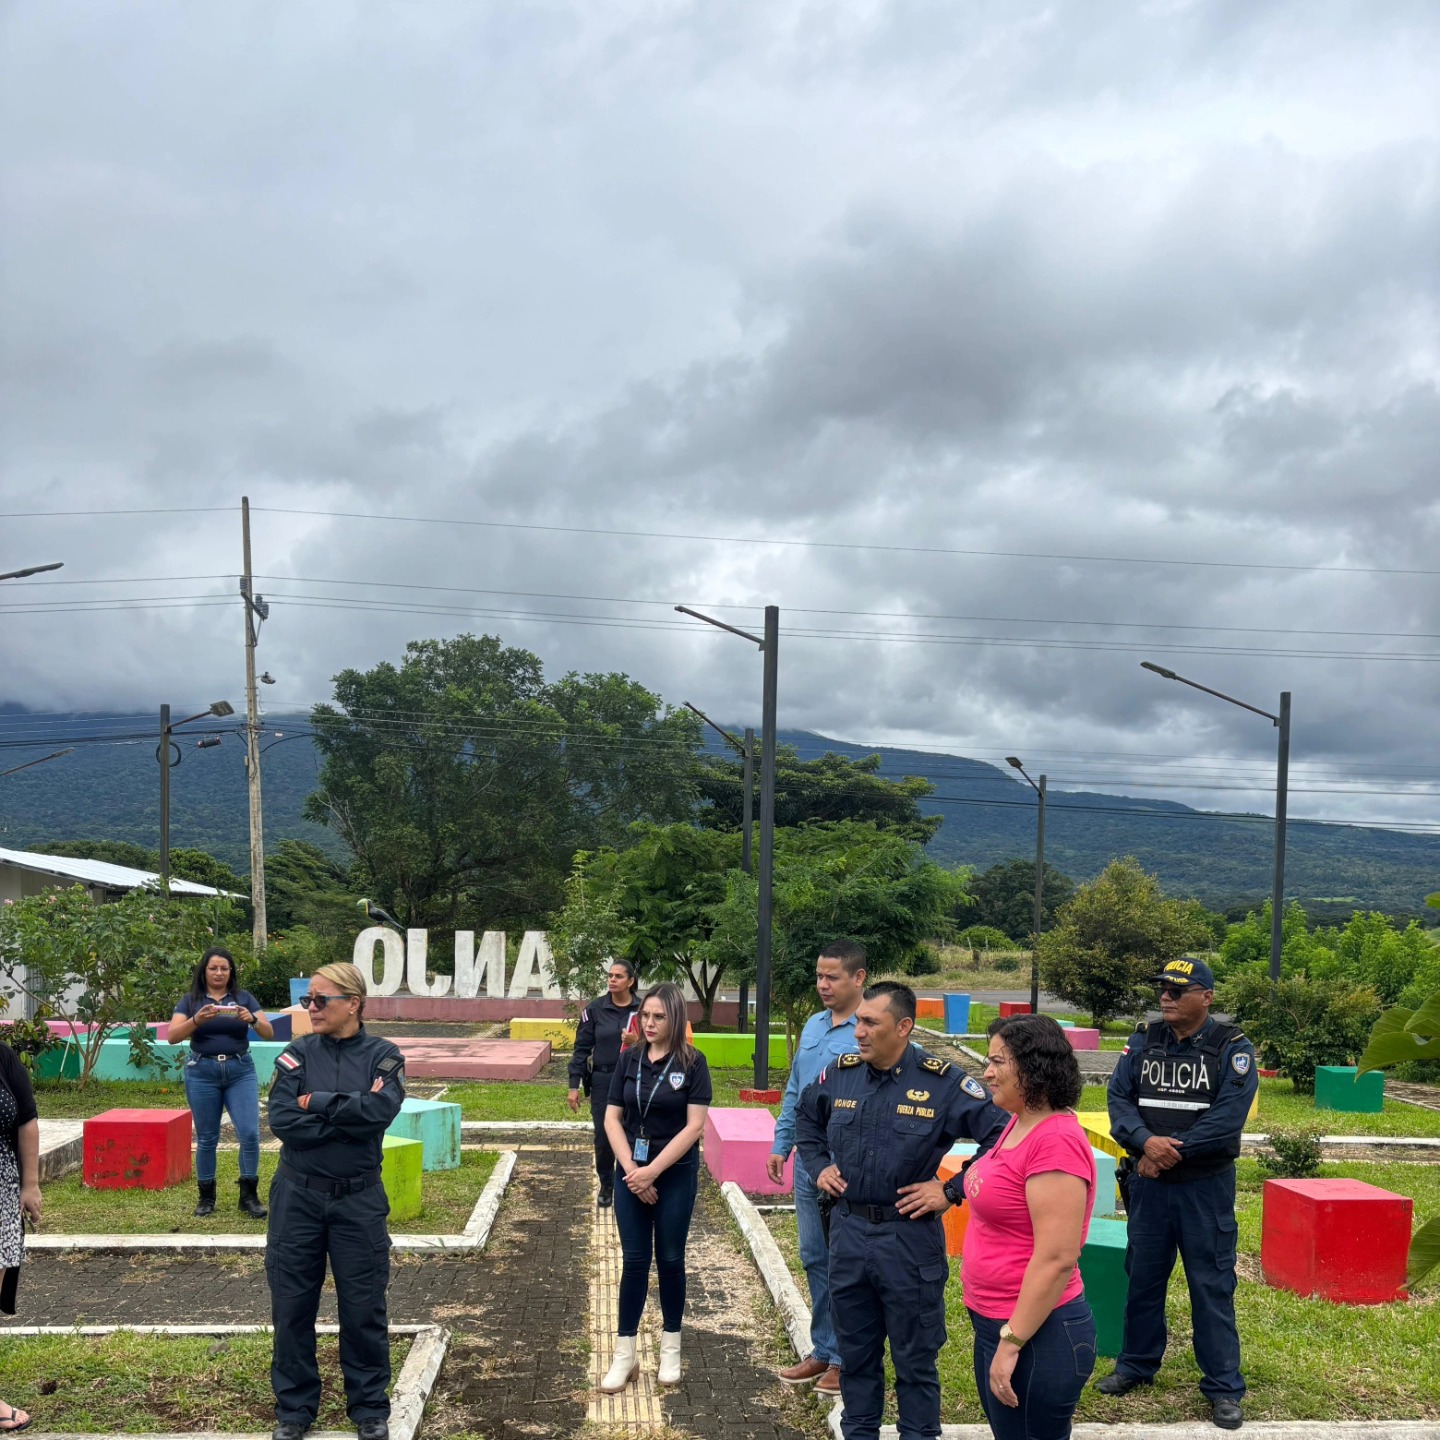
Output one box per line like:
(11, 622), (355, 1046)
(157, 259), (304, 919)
(778, 1355), (828, 1386)
(813, 1366), (842, 1397)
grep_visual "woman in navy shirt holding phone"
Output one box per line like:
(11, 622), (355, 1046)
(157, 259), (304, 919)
(601, 981), (711, 1394)
(169, 947), (273, 1220)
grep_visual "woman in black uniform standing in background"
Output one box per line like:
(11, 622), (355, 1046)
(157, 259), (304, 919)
(566, 960), (642, 1208)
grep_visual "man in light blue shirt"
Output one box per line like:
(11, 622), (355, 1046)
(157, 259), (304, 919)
(767, 938), (868, 1396)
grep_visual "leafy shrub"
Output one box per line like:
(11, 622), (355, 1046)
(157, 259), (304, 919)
(955, 925), (1013, 951)
(0, 1013), (59, 1069)
(989, 953), (1022, 973)
(1257, 1123), (1323, 1180)
(1220, 968), (1382, 1094)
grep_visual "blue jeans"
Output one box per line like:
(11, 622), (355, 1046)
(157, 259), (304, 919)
(969, 1297), (1096, 1440)
(794, 1159), (841, 1368)
(612, 1151), (699, 1334)
(184, 1053), (261, 1182)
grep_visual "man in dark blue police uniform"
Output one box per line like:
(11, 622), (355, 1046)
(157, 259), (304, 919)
(1100, 956), (1257, 1432)
(267, 965), (407, 1440)
(795, 981), (1008, 1440)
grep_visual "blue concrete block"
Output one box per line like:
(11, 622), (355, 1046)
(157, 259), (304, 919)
(1056, 1020), (1075, 1028)
(270, 1012), (294, 1041)
(943, 993), (971, 1034)
(289, 978), (312, 1006)
(387, 1097), (462, 1171)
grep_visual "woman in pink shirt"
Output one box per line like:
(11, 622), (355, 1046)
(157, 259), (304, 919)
(961, 1015), (1098, 1439)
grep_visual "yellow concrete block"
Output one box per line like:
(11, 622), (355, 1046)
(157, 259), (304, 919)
(1076, 1110), (1125, 1162)
(1248, 1089), (1259, 1122)
(510, 1018), (577, 1048)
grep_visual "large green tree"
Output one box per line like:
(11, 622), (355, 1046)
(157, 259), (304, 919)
(1037, 857), (1214, 1026)
(965, 858), (1075, 941)
(696, 745), (941, 843)
(304, 634), (702, 932)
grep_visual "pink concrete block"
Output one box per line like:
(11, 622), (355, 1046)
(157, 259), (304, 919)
(83, 1108), (192, 1189)
(1066, 1028), (1100, 1051)
(704, 1107), (792, 1195)
(394, 1037), (550, 1079)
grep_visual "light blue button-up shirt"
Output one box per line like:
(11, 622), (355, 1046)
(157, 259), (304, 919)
(771, 1006), (859, 1158)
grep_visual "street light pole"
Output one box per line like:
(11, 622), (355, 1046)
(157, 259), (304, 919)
(1141, 662), (1290, 985)
(1007, 758), (1047, 1014)
(683, 702), (757, 1032)
(158, 701), (235, 895)
(676, 604), (779, 1088)
(0, 748), (75, 780)
(0, 562), (64, 582)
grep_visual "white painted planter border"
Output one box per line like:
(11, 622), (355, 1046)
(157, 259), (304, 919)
(28, 1148), (518, 1255)
(13, 1321), (449, 1440)
(719, 1180), (813, 1367)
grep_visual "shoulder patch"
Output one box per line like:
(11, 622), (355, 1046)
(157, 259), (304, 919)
(580, 1007), (589, 1023)
(276, 1050), (302, 1072)
(919, 1056), (951, 1075)
(1230, 1051), (1252, 1076)
(962, 1075), (986, 1100)
(376, 1055), (403, 1075)
(838, 1053), (863, 1068)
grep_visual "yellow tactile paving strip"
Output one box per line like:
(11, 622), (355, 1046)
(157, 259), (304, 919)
(586, 1174), (667, 1431)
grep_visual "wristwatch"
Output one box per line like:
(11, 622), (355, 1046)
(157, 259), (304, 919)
(999, 1323), (1026, 1349)
(941, 1176), (965, 1206)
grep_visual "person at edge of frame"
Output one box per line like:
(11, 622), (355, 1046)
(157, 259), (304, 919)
(266, 962), (407, 1440)
(795, 980), (1010, 1440)
(1097, 955), (1258, 1433)
(766, 938), (870, 1398)
(567, 958), (643, 1207)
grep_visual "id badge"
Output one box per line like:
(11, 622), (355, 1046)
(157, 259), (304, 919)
(633, 1136), (650, 1163)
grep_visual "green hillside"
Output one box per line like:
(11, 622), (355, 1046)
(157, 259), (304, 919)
(2, 712), (1437, 915)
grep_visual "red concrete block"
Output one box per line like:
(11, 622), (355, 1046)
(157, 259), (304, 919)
(1261, 1178), (1413, 1305)
(998, 1001), (1032, 1018)
(739, 1088), (782, 1104)
(83, 1108), (192, 1190)
(1259, 1068), (1279, 1078)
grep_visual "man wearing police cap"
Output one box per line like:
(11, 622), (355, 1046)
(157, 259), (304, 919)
(1099, 957), (1257, 1431)
(796, 981), (1008, 1440)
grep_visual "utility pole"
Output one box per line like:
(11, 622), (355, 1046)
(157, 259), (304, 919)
(159, 704), (173, 892)
(241, 497), (268, 950)
(1270, 692), (1291, 987)
(755, 606), (779, 1090)
(1030, 775), (1047, 1014)
(738, 725), (755, 1033)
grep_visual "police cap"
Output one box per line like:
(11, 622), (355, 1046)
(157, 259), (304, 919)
(1155, 956), (1216, 990)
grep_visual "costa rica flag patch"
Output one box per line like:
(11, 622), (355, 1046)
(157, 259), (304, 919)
(277, 1051), (302, 1071)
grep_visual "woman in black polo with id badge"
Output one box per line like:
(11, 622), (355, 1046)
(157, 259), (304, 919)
(600, 982), (711, 1393)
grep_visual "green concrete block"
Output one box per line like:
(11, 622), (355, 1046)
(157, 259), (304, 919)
(387, 1098), (462, 1171)
(381, 1135), (423, 1223)
(690, 1032), (789, 1069)
(34, 1037), (287, 1085)
(1079, 1217), (1130, 1357)
(1314, 1065), (1384, 1113)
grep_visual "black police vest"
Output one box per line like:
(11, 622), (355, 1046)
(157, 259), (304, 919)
(1135, 1021), (1243, 1180)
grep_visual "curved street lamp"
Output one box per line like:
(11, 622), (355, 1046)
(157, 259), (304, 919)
(1006, 758), (1047, 1014)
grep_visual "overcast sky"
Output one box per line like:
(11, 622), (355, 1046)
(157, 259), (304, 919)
(2, 0), (1437, 830)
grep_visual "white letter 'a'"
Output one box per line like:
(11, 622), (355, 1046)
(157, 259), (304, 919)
(454, 931), (506, 998)
(406, 929), (452, 998)
(508, 931), (560, 999)
(354, 927), (404, 996)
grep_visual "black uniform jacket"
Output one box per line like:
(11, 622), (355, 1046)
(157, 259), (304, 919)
(794, 1046), (1009, 1206)
(268, 1025), (407, 1180)
(567, 992), (642, 1091)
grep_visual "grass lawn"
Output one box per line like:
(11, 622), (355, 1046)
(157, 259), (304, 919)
(765, 1156), (1440, 1424)
(447, 1066), (792, 1120)
(0, 1330), (409, 1432)
(34, 1079), (192, 1117)
(39, 1150), (499, 1235)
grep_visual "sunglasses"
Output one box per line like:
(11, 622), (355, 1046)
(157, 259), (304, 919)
(302, 992), (349, 1009)
(1158, 984), (1192, 1000)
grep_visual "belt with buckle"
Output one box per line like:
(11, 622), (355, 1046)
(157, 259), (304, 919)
(278, 1163), (382, 1198)
(838, 1200), (908, 1223)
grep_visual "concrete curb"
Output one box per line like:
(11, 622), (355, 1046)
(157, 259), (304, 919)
(461, 1119), (592, 1131)
(15, 1321), (449, 1440)
(720, 1180), (813, 1365)
(28, 1149), (518, 1255)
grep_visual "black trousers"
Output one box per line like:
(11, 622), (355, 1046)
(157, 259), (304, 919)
(265, 1171), (393, 1424)
(590, 1079), (617, 1186)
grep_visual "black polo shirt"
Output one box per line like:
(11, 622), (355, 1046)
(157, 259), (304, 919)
(608, 1046), (713, 1148)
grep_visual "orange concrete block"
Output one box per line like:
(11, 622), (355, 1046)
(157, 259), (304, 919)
(937, 1153), (973, 1257)
(916, 998), (945, 1020)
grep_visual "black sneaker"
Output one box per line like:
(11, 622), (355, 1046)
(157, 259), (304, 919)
(356, 1420), (389, 1440)
(1212, 1397), (1244, 1430)
(272, 1424), (309, 1440)
(598, 1185), (614, 1209)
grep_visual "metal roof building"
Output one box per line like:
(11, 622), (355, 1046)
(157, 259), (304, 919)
(0, 846), (237, 900)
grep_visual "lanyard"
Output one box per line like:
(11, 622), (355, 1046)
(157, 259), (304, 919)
(636, 1052), (675, 1132)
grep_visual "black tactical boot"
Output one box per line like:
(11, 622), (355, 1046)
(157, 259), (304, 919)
(193, 1180), (217, 1217)
(238, 1176), (268, 1220)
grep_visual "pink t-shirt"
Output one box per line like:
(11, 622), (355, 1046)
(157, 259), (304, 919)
(960, 1111), (1097, 1319)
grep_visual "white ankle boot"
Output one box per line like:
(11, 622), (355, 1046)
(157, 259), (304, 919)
(600, 1335), (639, 1393)
(658, 1330), (682, 1386)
